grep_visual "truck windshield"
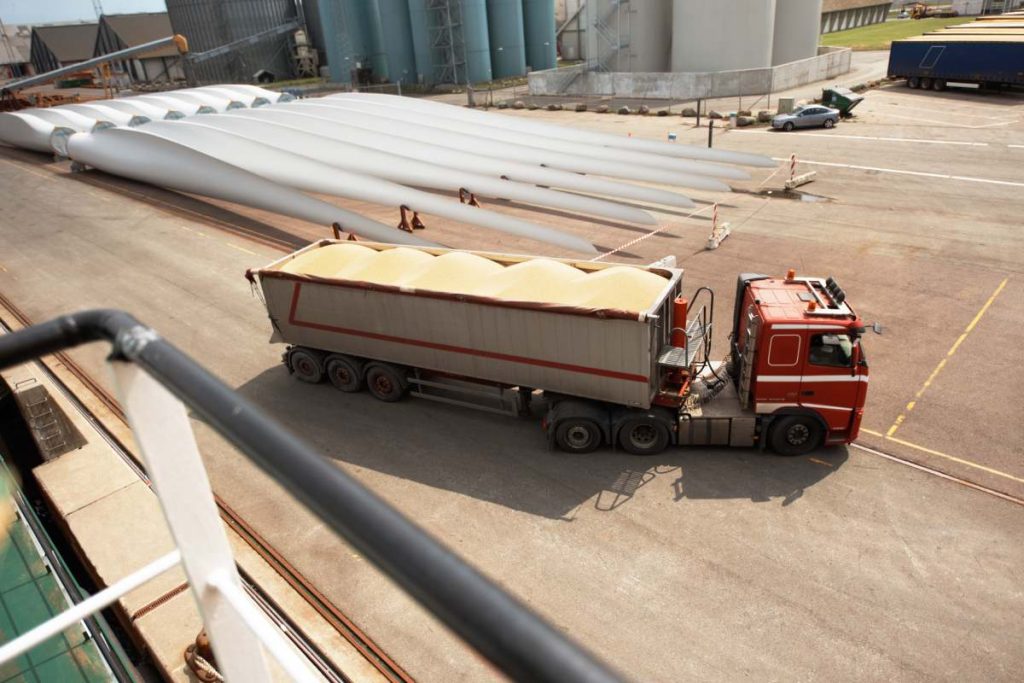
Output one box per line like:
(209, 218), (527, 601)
(808, 333), (853, 367)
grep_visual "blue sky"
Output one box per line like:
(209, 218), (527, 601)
(0, 0), (166, 25)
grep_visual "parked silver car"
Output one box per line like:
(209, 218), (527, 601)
(772, 105), (840, 131)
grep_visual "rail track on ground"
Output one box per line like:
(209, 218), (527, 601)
(0, 292), (414, 683)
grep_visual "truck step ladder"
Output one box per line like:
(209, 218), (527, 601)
(737, 311), (760, 409)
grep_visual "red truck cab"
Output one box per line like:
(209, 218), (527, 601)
(731, 272), (868, 454)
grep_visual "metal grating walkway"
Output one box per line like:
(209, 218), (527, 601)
(0, 461), (112, 683)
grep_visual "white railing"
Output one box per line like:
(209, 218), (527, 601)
(0, 360), (321, 681)
(0, 310), (621, 683)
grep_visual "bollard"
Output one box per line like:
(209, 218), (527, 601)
(789, 153), (797, 183)
(707, 119), (714, 148)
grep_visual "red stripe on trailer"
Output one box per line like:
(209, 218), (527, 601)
(287, 283), (650, 384)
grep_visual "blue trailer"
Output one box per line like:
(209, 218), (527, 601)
(887, 35), (1024, 90)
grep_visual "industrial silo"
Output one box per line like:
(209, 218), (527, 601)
(629, 0), (671, 72)
(671, 0), (777, 72)
(522, 0), (557, 71)
(771, 0), (823, 65)
(463, 1), (494, 83)
(407, 0), (492, 85)
(166, 0), (299, 84)
(407, 0), (434, 84)
(486, 0), (527, 78)
(318, 0), (380, 82)
(375, 0), (418, 84)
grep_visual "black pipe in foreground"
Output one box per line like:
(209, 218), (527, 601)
(0, 310), (622, 683)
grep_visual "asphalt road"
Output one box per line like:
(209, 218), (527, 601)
(0, 81), (1022, 681)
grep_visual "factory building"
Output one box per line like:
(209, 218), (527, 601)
(317, 0), (557, 86)
(0, 24), (32, 80)
(29, 22), (98, 73)
(820, 0), (892, 34)
(581, 0), (827, 74)
(953, 0), (1023, 14)
(535, 0), (852, 100)
(94, 12), (186, 85)
(165, 0), (300, 84)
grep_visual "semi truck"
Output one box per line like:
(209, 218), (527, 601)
(247, 241), (869, 456)
(888, 34), (1024, 90)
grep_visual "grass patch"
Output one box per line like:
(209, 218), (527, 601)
(821, 17), (967, 50)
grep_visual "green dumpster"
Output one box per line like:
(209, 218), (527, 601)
(821, 87), (865, 117)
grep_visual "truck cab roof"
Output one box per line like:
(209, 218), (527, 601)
(749, 276), (860, 328)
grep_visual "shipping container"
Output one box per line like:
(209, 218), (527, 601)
(888, 34), (1024, 89)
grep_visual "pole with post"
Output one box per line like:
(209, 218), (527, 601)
(696, 98), (701, 127)
(707, 119), (714, 148)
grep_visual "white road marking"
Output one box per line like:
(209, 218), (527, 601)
(1008, 144), (1024, 149)
(771, 157), (1024, 188)
(733, 129), (987, 146)
(877, 111), (1020, 129)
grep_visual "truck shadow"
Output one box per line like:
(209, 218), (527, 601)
(234, 367), (847, 521)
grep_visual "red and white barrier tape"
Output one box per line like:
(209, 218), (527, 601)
(590, 203), (716, 262)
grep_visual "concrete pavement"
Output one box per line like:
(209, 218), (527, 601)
(0, 81), (1022, 681)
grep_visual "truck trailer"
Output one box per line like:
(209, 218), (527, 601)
(888, 34), (1024, 90)
(248, 241), (869, 456)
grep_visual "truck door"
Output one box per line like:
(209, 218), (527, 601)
(800, 332), (860, 432)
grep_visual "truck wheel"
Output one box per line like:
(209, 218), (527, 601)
(288, 347), (324, 384)
(907, 77), (920, 89)
(920, 77), (933, 90)
(554, 419), (602, 454)
(326, 355), (364, 393)
(365, 363), (407, 402)
(932, 79), (946, 91)
(783, 122), (794, 131)
(617, 417), (670, 455)
(770, 415), (824, 456)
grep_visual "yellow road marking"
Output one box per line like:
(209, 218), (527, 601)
(887, 277), (1008, 437)
(808, 457), (833, 467)
(858, 428), (1024, 485)
(226, 242), (257, 256)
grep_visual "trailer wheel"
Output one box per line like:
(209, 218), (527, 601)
(932, 79), (946, 91)
(554, 419), (603, 454)
(326, 355), (364, 393)
(769, 415), (824, 456)
(907, 77), (920, 89)
(920, 77), (933, 90)
(617, 417), (670, 456)
(287, 347), (324, 384)
(365, 363), (407, 402)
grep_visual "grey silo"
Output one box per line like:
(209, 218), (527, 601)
(522, 0), (557, 71)
(771, 0), (823, 65)
(374, 0), (418, 84)
(671, 0), (777, 72)
(486, 0), (527, 78)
